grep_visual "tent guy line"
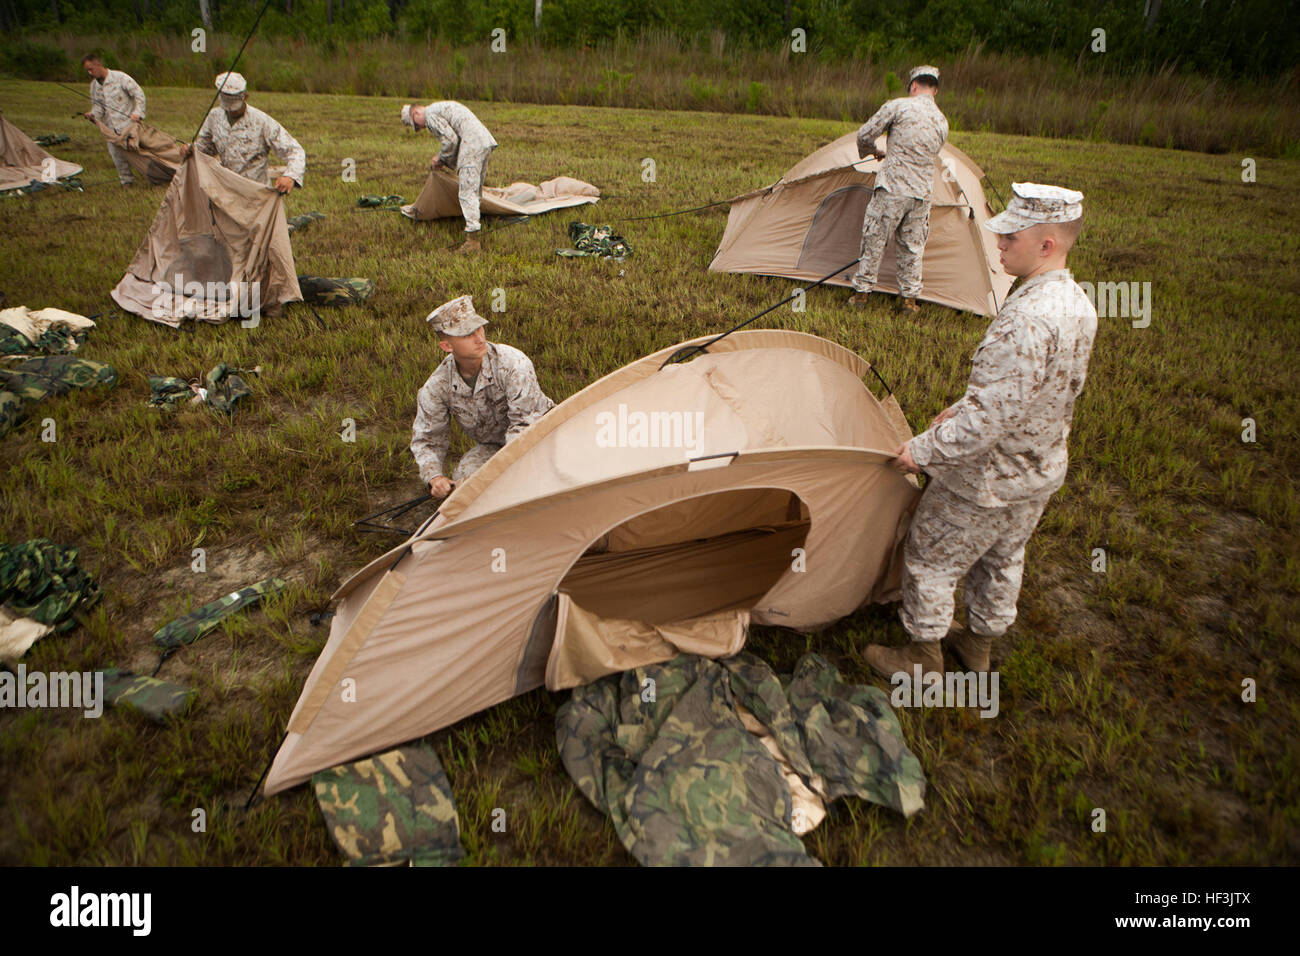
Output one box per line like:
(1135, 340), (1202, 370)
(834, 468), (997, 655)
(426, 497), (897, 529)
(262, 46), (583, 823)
(188, 0), (277, 145)
(661, 257), (864, 368)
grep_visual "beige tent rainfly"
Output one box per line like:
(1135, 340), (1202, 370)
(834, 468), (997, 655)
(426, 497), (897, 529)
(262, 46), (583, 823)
(710, 132), (1013, 317)
(111, 150), (301, 327)
(265, 329), (920, 794)
(92, 117), (186, 185)
(0, 110), (82, 191)
(401, 167), (600, 220)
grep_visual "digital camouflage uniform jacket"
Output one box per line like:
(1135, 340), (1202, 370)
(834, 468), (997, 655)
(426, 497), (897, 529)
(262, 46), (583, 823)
(90, 69), (146, 135)
(855, 95), (948, 201)
(195, 105), (307, 186)
(423, 101), (498, 170)
(909, 269), (1098, 507)
(410, 342), (554, 483)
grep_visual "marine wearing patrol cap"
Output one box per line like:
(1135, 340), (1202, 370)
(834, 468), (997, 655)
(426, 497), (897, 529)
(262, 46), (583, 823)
(425, 294), (488, 336)
(985, 182), (1084, 234)
(848, 62), (949, 309)
(909, 65), (940, 84)
(214, 71), (247, 108)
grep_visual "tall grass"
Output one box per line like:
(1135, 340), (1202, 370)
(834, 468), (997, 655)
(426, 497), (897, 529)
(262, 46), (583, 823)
(5, 31), (1298, 157)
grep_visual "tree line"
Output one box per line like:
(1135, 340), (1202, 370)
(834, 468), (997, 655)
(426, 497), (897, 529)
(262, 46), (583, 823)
(0, 0), (1294, 79)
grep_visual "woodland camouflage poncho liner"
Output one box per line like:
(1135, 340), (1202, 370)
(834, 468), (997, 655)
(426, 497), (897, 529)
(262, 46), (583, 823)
(557, 651), (925, 866)
(313, 744), (464, 867)
(0, 356), (117, 438)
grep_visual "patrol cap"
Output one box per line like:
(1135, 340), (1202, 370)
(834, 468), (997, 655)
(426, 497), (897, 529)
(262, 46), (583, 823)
(215, 71), (247, 107)
(909, 65), (940, 85)
(984, 182), (1084, 234)
(426, 295), (488, 336)
(400, 104), (414, 128)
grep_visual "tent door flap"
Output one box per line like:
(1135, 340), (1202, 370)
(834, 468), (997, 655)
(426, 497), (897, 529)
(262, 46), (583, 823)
(544, 592), (748, 692)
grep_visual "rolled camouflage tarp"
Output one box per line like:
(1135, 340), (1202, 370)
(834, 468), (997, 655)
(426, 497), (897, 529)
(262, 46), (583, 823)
(297, 277), (375, 307)
(153, 577), (288, 651)
(356, 194), (406, 208)
(286, 210), (325, 234)
(313, 744), (464, 867)
(98, 668), (196, 722)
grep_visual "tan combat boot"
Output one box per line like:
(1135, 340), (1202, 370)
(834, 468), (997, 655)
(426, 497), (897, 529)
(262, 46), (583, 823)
(864, 639), (944, 682)
(454, 234), (482, 254)
(848, 291), (873, 307)
(943, 628), (993, 672)
(901, 297), (921, 313)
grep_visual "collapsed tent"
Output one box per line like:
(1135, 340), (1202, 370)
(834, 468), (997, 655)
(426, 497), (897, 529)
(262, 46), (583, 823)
(91, 117), (185, 185)
(264, 329), (920, 795)
(401, 167), (600, 220)
(0, 110), (82, 192)
(110, 150), (301, 327)
(709, 132), (1012, 316)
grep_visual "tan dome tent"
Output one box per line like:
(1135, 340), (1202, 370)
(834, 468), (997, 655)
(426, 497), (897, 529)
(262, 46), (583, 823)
(91, 116), (186, 185)
(0, 110), (82, 191)
(110, 151), (301, 327)
(264, 329), (921, 795)
(709, 132), (1013, 317)
(401, 167), (600, 220)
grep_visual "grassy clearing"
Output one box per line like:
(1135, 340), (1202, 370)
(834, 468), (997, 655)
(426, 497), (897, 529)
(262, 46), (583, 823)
(6, 31), (1299, 157)
(0, 78), (1297, 866)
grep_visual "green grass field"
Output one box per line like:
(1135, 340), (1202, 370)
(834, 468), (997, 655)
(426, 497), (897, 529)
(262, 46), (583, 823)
(1, 78), (1297, 865)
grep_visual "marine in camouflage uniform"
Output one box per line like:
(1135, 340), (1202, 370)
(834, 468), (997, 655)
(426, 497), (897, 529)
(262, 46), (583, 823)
(868, 182), (1098, 681)
(849, 65), (948, 311)
(193, 72), (306, 190)
(401, 102), (498, 238)
(84, 55), (146, 186)
(411, 295), (554, 492)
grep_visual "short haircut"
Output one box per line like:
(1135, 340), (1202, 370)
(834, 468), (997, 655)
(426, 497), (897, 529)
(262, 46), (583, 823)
(1055, 213), (1084, 248)
(81, 53), (102, 65)
(1029, 215), (1084, 253)
(911, 75), (938, 91)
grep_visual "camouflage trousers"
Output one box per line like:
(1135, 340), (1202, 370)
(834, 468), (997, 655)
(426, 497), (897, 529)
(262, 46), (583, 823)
(456, 147), (494, 233)
(851, 189), (930, 298)
(107, 142), (135, 186)
(899, 481), (1051, 642)
(451, 441), (501, 482)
